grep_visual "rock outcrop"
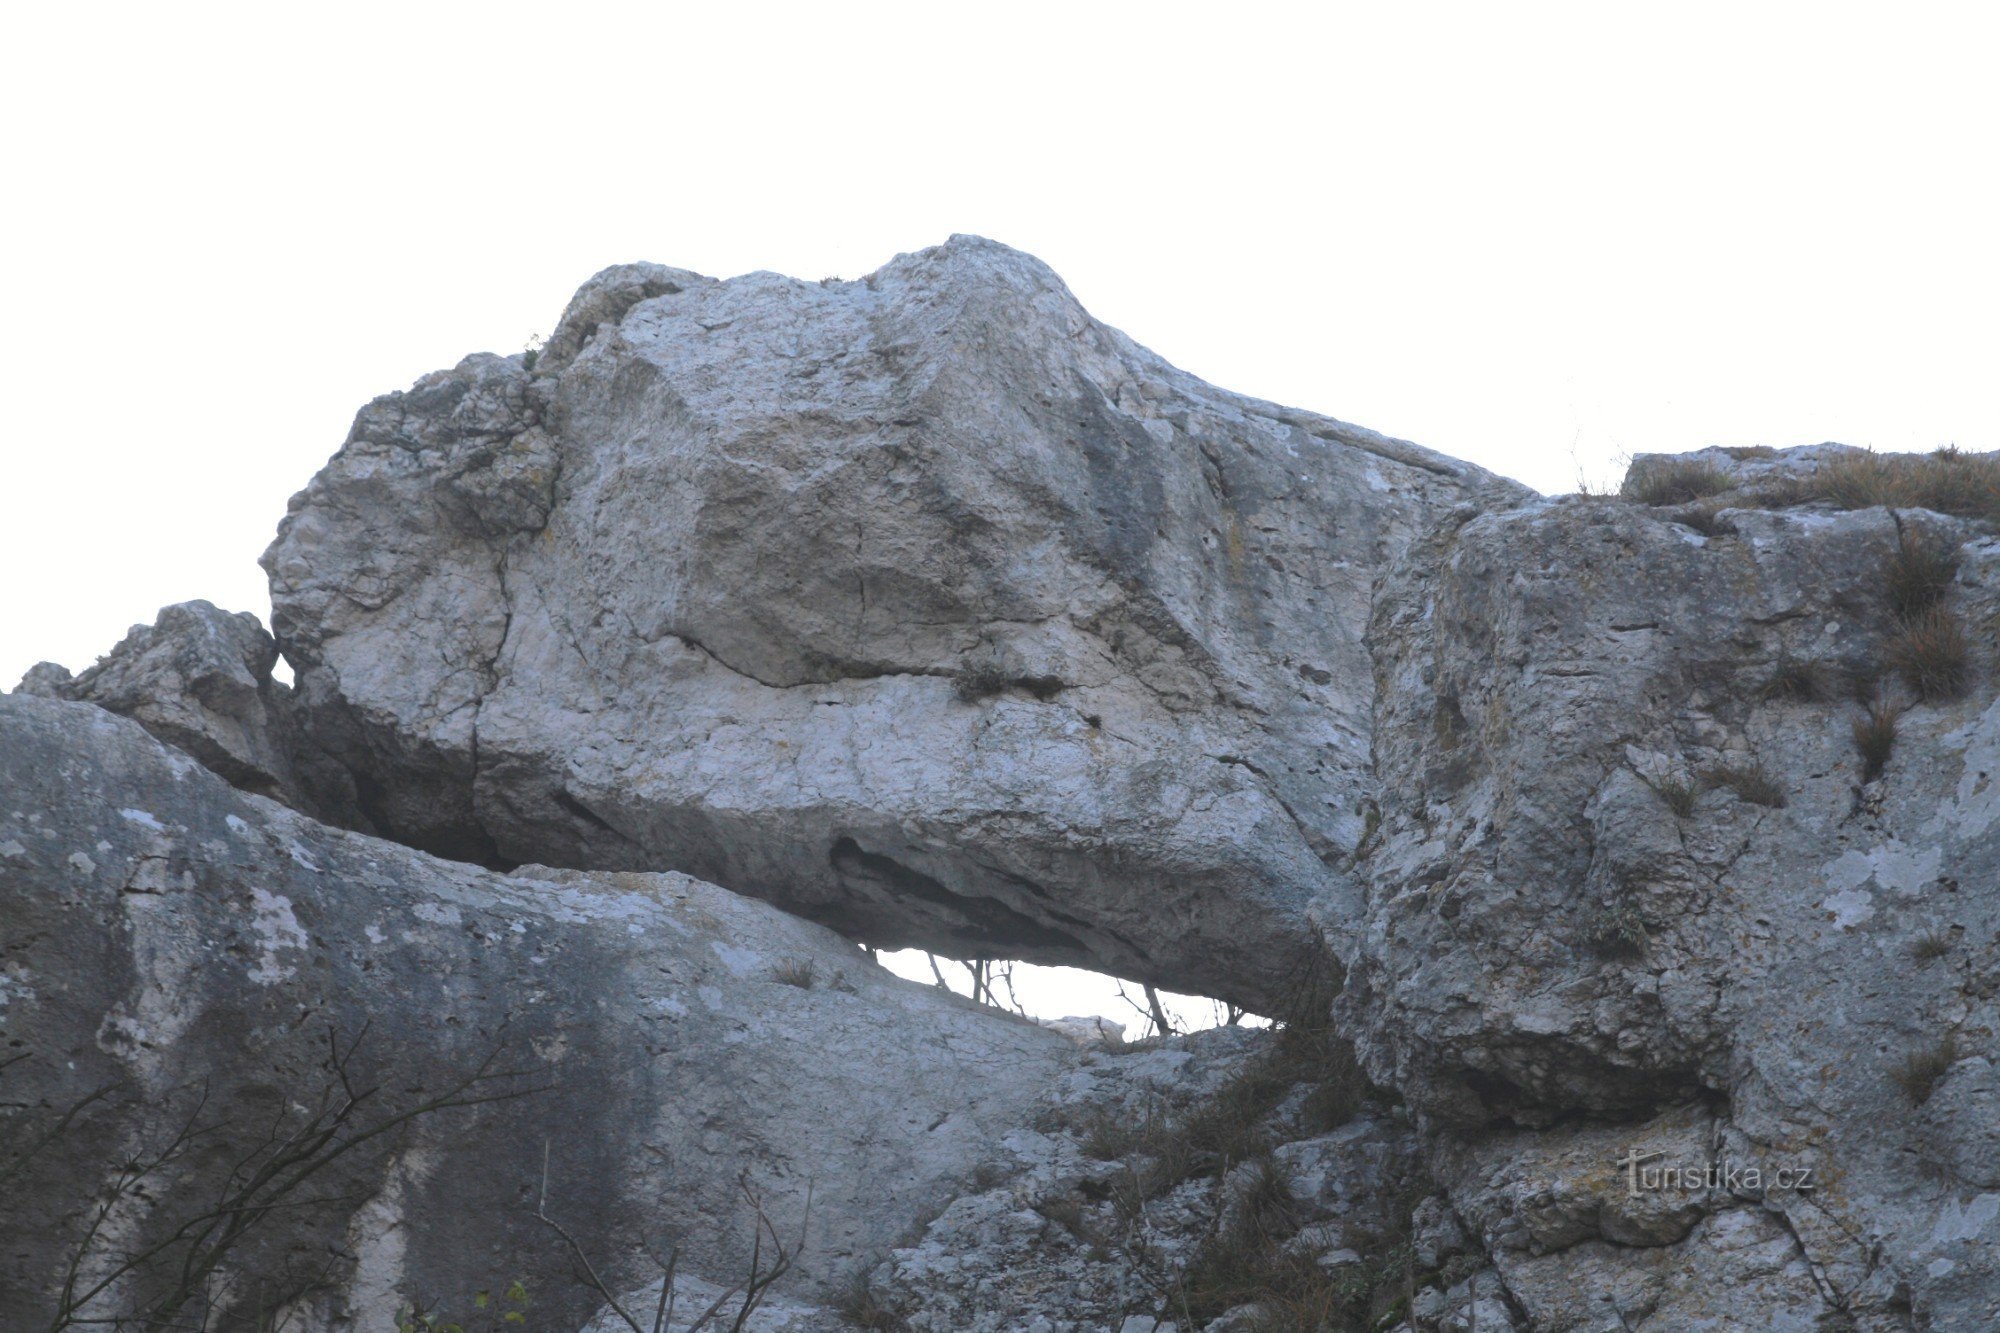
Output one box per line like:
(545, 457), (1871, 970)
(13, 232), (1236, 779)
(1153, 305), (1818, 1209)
(9, 241), (2000, 1329)
(260, 236), (1527, 1013)
(0, 694), (1069, 1329)
(14, 599), (365, 829)
(1343, 458), (2000, 1327)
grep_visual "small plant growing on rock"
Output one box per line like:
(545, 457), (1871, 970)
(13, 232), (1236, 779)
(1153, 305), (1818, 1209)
(1890, 1034), (1959, 1105)
(1029, 1190), (1091, 1239)
(1703, 761), (1786, 809)
(1588, 904), (1649, 959)
(1885, 528), (1962, 622)
(1907, 929), (1954, 964)
(950, 662), (1064, 703)
(1620, 457), (1733, 507)
(1811, 448), (2000, 522)
(1647, 774), (1702, 818)
(1759, 658), (1829, 703)
(770, 957), (818, 989)
(1853, 700), (1899, 782)
(952, 661), (1011, 701)
(1887, 606), (1970, 703)
(1171, 1161), (1432, 1329)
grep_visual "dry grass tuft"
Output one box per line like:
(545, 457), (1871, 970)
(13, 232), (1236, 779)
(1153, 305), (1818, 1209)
(1082, 956), (1365, 1211)
(1853, 701), (1899, 782)
(1908, 929), (1954, 964)
(1806, 449), (2000, 521)
(1891, 1034), (1959, 1105)
(1759, 658), (1830, 703)
(1648, 775), (1702, 818)
(1887, 607), (1971, 703)
(769, 957), (818, 989)
(1886, 529), (1963, 622)
(1621, 457), (1734, 507)
(1172, 1159), (1423, 1328)
(1703, 762), (1787, 809)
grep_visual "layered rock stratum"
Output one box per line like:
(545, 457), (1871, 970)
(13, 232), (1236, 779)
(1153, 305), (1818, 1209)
(7, 238), (1999, 1330)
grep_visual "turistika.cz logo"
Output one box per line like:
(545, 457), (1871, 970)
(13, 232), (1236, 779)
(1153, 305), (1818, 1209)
(1614, 1148), (1815, 1197)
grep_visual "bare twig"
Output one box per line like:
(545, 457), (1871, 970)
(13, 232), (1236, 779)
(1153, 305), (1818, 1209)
(45, 1028), (544, 1331)
(535, 1170), (813, 1333)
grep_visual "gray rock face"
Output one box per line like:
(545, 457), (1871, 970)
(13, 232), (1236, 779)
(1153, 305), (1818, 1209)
(14, 599), (364, 828)
(15, 233), (2000, 1328)
(262, 236), (1527, 1012)
(0, 694), (1069, 1329)
(1343, 482), (2000, 1327)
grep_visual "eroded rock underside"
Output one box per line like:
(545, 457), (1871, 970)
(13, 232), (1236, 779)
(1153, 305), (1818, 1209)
(7, 238), (1999, 1329)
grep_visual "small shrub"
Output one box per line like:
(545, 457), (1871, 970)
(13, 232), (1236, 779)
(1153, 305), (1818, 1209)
(770, 957), (818, 989)
(1175, 1160), (1427, 1328)
(1759, 658), (1828, 703)
(1648, 774), (1702, 818)
(1588, 903), (1649, 959)
(1853, 701), (1899, 781)
(1621, 457), (1733, 507)
(1086, 1008), (1365, 1209)
(1079, 1103), (1161, 1163)
(1887, 607), (1970, 703)
(952, 662), (1011, 701)
(1885, 529), (1962, 622)
(1890, 1034), (1959, 1105)
(1703, 762), (1786, 809)
(1908, 929), (1954, 964)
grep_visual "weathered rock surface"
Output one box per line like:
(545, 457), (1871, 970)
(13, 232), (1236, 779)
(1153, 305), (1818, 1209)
(0, 694), (1070, 1329)
(14, 599), (366, 828)
(1343, 475), (2000, 1327)
(261, 235), (1527, 1013)
(14, 235), (2000, 1328)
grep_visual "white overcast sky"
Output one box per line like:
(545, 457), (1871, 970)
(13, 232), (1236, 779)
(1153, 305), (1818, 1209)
(4, 3), (1996, 1023)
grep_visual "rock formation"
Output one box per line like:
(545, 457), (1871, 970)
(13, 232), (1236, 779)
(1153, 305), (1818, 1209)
(15, 599), (365, 827)
(1342, 452), (2000, 1328)
(0, 693), (1068, 1329)
(8, 239), (1999, 1329)
(259, 236), (1527, 1014)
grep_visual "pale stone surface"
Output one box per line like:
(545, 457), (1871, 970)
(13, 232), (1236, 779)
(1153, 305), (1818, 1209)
(13, 599), (364, 826)
(1343, 479), (2000, 1327)
(0, 694), (1068, 1329)
(262, 235), (1527, 1012)
(13, 232), (2000, 1327)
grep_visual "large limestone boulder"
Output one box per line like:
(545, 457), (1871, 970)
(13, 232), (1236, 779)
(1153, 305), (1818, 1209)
(1343, 471), (2000, 1327)
(262, 236), (1527, 1012)
(0, 694), (1069, 1330)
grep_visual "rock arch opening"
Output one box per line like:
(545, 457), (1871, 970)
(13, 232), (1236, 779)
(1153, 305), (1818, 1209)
(869, 948), (1271, 1039)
